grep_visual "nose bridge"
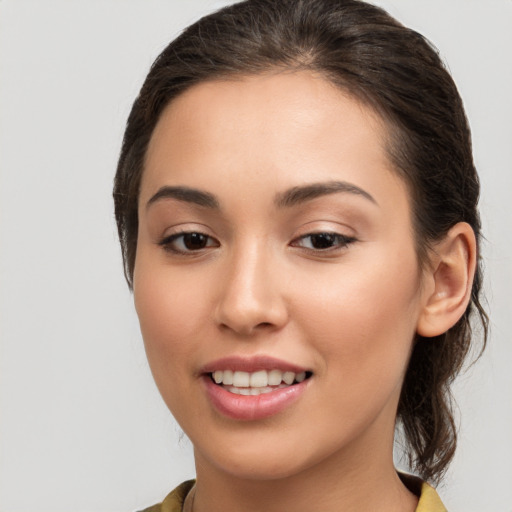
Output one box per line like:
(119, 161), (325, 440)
(214, 238), (286, 334)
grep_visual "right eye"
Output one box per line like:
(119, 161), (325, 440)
(159, 231), (219, 254)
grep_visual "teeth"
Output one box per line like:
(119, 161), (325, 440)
(226, 385), (286, 396)
(249, 370), (268, 387)
(211, 369), (309, 388)
(215, 369), (234, 384)
(233, 371), (250, 387)
(268, 369), (283, 386)
(283, 371), (295, 385)
(296, 371), (306, 383)
(223, 370), (233, 385)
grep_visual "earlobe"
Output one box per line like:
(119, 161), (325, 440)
(417, 222), (477, 338)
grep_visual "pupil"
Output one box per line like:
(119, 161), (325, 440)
(311, 233), (335, 249)
(184, 233), (207, 250)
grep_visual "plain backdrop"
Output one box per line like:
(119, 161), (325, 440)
(1, 1), (511, 511)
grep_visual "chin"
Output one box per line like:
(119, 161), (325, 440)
(192, 427), (343, 483)
(210, 453), (312, 481)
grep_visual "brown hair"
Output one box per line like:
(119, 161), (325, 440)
(114, 0), (487, 483)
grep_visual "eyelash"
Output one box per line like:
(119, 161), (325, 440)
(158, 231), (219, 254)
(290, 232), (356, 252)
(158, 231), (356, 255)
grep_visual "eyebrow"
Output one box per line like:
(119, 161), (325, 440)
(146, 186), (220, 210)
(275, 180), (377, 208)
(146, 180), (377, 211)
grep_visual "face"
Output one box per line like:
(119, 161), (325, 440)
(134, 71), (430, 481)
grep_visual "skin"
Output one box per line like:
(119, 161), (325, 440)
(134, 71), (473, 512)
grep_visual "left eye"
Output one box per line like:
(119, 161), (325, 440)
(291, 232), (355, 250)
(159, 232), (219, 253)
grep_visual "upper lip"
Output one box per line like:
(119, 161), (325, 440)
(200, 355), (309, 375)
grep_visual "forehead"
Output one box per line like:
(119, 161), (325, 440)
(142, 71), (406, 209)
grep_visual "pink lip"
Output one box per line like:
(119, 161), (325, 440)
(200, 355), (308, 374)
(203, 376), (309, 421)
(200, 355), (311, 421)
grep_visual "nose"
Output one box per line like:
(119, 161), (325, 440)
(213, 243), (289, 336)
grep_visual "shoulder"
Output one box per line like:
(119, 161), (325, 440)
(137, 480), (196, 512)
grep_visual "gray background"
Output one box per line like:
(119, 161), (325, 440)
(1, 1), (510, 510)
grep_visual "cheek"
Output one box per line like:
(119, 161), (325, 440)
(292, 245), (422, 391)
(133, 253), (210, 391)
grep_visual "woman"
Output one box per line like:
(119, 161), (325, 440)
(113, 0), (487, 510)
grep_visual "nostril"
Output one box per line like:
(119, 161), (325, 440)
(256, 322), (273, 328)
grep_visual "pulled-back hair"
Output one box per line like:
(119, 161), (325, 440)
(114, 0), (487, 483)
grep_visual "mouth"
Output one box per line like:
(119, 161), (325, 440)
(201, 356), (313, 420)
(209, 369), (313, 396)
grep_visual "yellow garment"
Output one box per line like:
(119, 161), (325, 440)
(140, 477), (447, 512)
(139, 481), (194, 512)
(400, 473), (448, 512)
(416, 481), (448, 512)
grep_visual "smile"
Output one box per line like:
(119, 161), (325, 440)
(202, 357), (313, 420)
(210, 369), (311, 396)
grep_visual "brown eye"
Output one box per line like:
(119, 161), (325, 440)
(159, 232), (219, 254)
(309, 233), (337, 249)
(292, 232), (356, 251)
(182, 232), (209, 250)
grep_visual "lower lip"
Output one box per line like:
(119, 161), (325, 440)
(203, 376), (309, 421)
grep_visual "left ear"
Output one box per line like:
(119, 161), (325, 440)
(417, 222), (477, 338)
